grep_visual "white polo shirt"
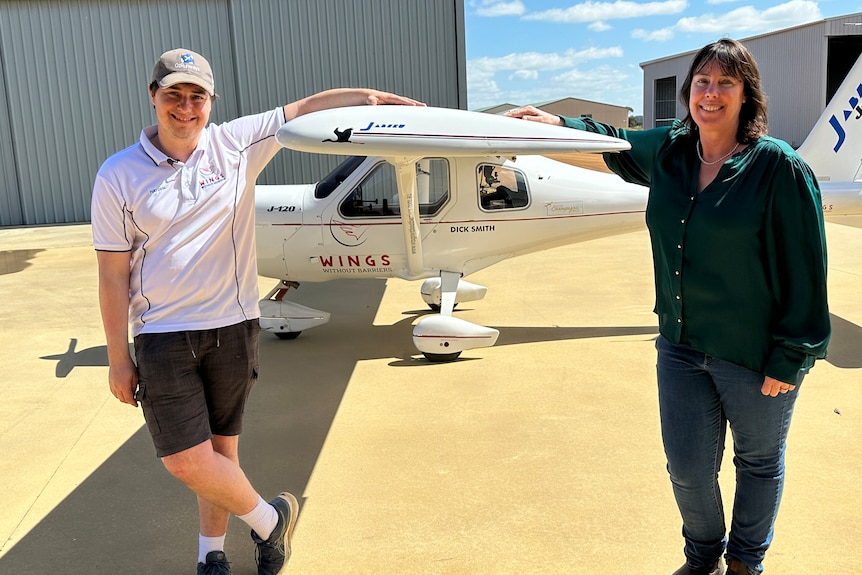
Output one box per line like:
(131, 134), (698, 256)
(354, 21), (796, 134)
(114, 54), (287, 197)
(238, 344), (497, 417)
(92, 108), (285, 336)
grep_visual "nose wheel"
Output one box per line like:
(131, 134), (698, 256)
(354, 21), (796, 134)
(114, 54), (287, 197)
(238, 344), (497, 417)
(423, 351), (462, 363)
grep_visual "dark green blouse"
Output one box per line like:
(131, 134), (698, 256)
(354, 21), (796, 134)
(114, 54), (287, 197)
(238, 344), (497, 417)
(563, 117), (830, 383)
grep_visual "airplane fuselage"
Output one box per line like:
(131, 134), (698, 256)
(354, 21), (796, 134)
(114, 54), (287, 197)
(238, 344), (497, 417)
(255, 154), (648, 283)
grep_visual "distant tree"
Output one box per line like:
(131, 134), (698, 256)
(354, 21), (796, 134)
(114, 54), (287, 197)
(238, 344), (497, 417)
(628, 115), (644, 129)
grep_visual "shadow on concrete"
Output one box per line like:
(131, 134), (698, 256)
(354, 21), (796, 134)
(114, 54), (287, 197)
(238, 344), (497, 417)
(38, 312), (861, 378)
(14, 276), (665, 574)
(826, 313), (862, 369)
(39, 340), (132, 378)
(9, 279), (862, 574)
(0, 249), (43, 275)
(2, 279), (390, 575)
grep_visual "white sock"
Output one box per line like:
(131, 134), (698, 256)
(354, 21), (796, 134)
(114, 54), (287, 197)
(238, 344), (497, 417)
(198, 533), (226, 563)
(238, 496), (279, 541)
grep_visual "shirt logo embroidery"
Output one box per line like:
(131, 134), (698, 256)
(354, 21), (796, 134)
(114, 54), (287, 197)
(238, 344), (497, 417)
(199, 164), (226, 189)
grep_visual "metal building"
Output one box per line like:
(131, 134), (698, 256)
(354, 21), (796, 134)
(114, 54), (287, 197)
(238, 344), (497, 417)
(532, 97), (631, 129)
(0, 0), (466, 227)
(479, 97), (632, 129)
(641, 11), (862, 148)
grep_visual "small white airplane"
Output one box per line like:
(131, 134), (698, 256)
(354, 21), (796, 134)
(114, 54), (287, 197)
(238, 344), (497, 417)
(255, 54), (862, 362)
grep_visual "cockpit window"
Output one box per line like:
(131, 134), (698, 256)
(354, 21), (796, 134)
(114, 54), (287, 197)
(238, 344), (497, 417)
(315, 156), (366, 199)
(340, 158), (449, 218)
(477, 164), (529, 210)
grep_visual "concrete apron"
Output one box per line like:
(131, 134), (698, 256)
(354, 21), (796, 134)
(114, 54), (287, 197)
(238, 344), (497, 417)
(0, 220), (859, 574)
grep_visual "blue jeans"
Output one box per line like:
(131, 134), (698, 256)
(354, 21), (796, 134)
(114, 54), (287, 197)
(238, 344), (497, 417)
(655, 336), (803, 573)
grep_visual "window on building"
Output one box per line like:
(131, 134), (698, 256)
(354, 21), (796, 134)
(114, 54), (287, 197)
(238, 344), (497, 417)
(655, 76), (677, 127)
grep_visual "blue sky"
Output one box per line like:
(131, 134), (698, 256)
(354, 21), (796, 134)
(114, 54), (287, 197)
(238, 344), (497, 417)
(463, 0), (859, 114)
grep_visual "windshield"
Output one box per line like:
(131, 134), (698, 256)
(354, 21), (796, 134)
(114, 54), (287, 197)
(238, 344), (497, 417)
(314, 156), (367, 199)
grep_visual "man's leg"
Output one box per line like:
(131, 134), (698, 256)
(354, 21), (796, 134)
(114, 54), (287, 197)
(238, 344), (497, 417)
(196, 435), (240, 569)
(164, 436), (293, 574)
(137, 323), (298, 574)
(161, 437), (297, 575)
(162, 438), (258, 519)
(198, 435), (242, 537)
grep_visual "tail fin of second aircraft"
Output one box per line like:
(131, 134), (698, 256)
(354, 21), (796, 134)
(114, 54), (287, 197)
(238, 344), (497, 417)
(796, 53), (862, 183)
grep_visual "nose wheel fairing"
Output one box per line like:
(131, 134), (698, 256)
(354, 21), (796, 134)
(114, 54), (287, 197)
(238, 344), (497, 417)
(261, 273), (501, 363)
(412, 270), (499, 362)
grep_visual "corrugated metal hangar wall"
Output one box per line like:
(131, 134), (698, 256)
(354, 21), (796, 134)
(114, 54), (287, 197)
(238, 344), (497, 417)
(641, 12), (862, 149)
(0, 0), (466, 227)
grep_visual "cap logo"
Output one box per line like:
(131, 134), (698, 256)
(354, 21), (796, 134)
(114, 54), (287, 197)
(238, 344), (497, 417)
(175, 53), (201, 72)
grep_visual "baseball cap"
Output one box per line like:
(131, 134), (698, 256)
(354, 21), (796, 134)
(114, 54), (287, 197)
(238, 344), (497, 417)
(151, 49), (215, 96)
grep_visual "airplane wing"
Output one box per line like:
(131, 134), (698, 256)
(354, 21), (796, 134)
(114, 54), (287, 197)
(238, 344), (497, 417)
(275, 105), (632, 157)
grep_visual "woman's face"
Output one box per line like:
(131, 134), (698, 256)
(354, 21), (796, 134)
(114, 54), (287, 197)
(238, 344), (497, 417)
(688, 60), (746, 137)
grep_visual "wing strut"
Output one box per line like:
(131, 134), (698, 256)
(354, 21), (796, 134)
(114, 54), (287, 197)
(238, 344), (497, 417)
(439, 270), (460, 316)
(391, 157), (424, 277)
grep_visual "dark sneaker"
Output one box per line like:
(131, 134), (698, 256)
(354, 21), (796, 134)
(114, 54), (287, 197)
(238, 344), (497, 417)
(197, 550), (231, 575)
(251, 492), (300, 575)
(726, 557), (758, 575)
(671, 560), (724, 575)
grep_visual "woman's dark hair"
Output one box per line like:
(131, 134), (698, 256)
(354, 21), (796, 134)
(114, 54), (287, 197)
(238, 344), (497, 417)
(679, 38), (768, 143)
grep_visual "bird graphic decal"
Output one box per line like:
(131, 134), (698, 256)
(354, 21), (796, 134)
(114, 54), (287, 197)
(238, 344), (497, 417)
(323, 127), (362, 144)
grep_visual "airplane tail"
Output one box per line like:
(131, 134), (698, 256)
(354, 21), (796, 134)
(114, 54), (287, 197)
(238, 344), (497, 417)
(796, 54), (862, 183)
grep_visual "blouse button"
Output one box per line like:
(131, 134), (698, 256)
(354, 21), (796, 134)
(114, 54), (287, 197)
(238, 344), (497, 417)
(677, 244), (682, 249)
(677, 318), (682, 323)
(674, 270), (680, 276)
(680, 219), (686, 224)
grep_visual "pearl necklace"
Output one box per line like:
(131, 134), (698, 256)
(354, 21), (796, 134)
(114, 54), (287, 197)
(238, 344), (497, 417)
(697, 140), (740, 166)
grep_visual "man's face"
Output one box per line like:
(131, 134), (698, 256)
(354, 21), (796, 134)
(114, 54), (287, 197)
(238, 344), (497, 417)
(150, 83), (212, 144)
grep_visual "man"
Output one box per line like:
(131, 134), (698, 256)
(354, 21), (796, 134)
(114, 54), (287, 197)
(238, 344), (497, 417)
(91, 48), (423, 575)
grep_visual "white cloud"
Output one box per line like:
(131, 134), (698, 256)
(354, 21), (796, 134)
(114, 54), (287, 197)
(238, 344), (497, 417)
(634, 0), (823, 40)
(468, 46), (624, 74)
(474, 0), (526, 17)
(510, 70), (540, 80)
(467, 44), (640, 112)
(631, 26), (676, 41)
(589, 20), (613, 31)
(553, 64), (642, 108)
(524, 0), (688, 23)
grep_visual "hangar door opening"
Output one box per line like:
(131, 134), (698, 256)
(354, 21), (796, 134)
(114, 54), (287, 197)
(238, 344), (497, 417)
(827, 36), (862, 103)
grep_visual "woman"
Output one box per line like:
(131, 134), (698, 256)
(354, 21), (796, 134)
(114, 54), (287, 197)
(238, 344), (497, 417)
(506, 39), (830, 575)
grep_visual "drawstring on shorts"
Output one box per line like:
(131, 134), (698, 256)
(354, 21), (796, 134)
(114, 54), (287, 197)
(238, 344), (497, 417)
(185, 332), (196, 359)
(184, 328), (220, 358)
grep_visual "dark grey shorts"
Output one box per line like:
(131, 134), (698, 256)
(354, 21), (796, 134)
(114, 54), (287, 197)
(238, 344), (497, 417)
(133, 319), (260, 458)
